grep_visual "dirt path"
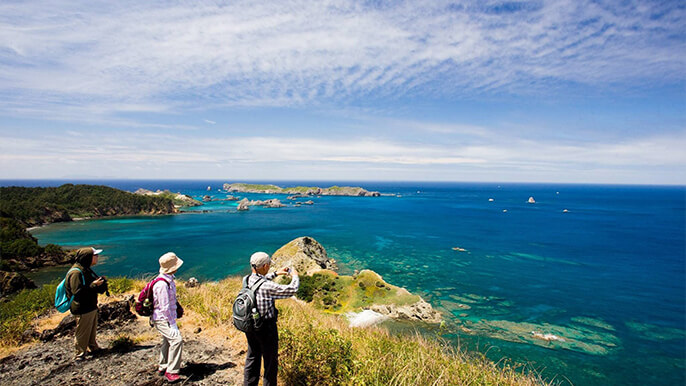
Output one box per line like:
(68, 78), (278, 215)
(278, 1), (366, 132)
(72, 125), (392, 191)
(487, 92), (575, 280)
(0, 313), (246, 385)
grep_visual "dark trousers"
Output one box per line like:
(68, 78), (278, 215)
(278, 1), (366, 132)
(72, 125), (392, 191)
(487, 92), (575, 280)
(244, 319), (278, 386)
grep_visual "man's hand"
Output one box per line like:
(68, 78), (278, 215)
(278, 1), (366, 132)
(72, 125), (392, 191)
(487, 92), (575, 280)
(92, 277), (105, 286)
(275, 267), (291, 276)
(289, 267), (298, 277)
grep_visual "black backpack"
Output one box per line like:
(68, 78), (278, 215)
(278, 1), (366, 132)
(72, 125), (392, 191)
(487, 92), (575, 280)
(232, 275), (266, 332)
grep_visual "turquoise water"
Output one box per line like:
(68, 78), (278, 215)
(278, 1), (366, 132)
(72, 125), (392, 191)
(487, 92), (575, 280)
(7, 180), (685, 385)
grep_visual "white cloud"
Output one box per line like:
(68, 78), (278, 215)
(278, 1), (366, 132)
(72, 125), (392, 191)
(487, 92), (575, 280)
(1, 128), (684, 183)
(0, 0), (683, 115)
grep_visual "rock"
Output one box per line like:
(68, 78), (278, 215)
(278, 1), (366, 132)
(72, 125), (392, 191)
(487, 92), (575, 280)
(0, 271), (37, 296)
(203, 195), (212, 202)
(186, 277), (199, 288)
(237, 198), (250, 211)
(225, 195), (238, 201)
(194, 327), (202, 334)
(369, 298), (442, 324)
(304, 200), (314, 205)
(20, 329), (39, 343)
(271, 236), (337, 275)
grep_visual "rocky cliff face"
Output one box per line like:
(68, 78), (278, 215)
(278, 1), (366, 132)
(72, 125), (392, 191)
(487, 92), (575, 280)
(271, 236), (337, 274)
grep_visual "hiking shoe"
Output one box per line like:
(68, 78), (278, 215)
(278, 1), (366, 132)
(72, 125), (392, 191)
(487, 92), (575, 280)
(74, 355), (86, 362)
(157, 368), (166, 376)
(165, 372), (180, 383)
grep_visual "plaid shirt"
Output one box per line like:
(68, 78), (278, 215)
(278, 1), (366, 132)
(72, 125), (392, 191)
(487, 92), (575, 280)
(247, 272), (299, 320)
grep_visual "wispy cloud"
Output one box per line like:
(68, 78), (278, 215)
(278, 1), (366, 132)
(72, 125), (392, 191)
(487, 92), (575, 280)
(2, 128), (684, 182)
(0, 0), (683, 116)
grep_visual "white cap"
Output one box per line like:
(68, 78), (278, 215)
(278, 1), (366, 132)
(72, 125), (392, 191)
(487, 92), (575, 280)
(250, 252), (271, 268)
(92, 247), (103, 255)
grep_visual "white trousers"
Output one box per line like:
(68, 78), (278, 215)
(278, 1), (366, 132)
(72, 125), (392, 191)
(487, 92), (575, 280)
(153, 319), (183, 374)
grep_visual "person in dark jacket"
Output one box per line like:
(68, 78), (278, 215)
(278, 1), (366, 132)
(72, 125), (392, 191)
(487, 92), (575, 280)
(65, 247), (108, 360)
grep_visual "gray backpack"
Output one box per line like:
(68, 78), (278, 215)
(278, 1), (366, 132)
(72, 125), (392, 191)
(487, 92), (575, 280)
(232, 275), (266, 332)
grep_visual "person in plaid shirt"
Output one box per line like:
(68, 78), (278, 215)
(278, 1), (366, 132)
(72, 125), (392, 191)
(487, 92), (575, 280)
(243, 251), (299, 386)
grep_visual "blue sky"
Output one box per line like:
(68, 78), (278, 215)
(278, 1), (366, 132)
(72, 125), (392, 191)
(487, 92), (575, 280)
(0, 0), (684, 184)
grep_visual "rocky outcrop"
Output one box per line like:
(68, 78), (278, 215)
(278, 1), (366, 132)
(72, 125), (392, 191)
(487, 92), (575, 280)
(235, 198), (285, 211)
(223, 183), (380, 197)
(0, 271), (37, 297)
(370, 298), (442, 324)
(271, 236), (337, 275)
(134, 188), (202, 207)
(237, 198), (250, 211)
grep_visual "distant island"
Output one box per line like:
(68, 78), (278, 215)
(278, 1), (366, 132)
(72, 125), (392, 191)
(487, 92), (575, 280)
(223, 183), (381, 197)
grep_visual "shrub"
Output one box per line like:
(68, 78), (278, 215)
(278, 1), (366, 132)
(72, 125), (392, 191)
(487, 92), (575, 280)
(107, 277), (134, 295)
(279, 322), (354, 385)
(43, 243), (65, 258)
(1, 238), (43, 258)
(110, 334), (136, 353)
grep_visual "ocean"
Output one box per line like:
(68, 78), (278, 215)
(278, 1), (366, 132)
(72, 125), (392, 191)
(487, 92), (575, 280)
(4, 180), (685, 385)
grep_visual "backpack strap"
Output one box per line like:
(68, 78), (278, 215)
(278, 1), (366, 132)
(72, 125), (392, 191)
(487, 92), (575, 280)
(68, 267), (85, 285)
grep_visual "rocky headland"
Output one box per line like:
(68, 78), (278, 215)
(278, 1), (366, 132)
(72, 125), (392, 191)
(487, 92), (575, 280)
(270, 236), (441, 324)
(223, 183), (381, 197)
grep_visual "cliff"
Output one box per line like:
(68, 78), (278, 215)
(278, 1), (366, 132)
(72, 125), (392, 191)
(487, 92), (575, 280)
(223, 183), (381, 197)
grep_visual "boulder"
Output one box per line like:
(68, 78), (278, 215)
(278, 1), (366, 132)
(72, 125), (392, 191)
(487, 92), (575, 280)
(0, 271), (37, 297)
(271, 236), (337, 275)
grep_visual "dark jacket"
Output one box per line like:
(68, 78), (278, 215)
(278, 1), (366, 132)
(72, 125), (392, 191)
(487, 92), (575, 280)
(65, 248), (106, 315)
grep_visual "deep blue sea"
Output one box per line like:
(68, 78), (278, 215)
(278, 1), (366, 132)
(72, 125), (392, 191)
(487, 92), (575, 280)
(3, 180), (684, 385)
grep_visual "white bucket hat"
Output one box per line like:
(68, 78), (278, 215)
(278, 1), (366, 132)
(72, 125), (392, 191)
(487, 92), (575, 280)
(92, 247), (103, 255)
(159, 252), (184, 274)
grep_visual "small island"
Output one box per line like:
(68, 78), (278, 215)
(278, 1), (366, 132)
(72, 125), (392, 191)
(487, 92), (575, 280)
(223, 183), (381, 197)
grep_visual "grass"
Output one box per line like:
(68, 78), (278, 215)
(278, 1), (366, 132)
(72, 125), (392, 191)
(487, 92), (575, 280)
(178, 276), (549, 386)
(0, 283), (57, 346)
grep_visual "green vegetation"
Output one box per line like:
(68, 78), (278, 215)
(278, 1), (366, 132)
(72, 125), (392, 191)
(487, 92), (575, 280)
(106, 277), (134, 295)
(228, 183), (283, 192)
(0, 184), (176, 227)
(0, 283), (57, 346)
(0, 216), (65, 263)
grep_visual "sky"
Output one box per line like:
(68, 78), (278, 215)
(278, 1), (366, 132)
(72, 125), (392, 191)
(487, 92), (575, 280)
(0, 0), (684, 184)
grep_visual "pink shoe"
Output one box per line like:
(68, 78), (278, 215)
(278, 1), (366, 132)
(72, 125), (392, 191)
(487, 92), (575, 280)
(165, 372), (181, 383)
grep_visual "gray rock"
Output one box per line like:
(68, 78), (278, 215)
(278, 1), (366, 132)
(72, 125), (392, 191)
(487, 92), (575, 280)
(0, 270), (37, 297)
(186, 277), (199, 288)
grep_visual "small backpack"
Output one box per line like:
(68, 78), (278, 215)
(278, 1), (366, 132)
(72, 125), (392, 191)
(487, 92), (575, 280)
(55, 267), (84, 313)
(134, 277), (169, 316)
(232, 275), (266, 332)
